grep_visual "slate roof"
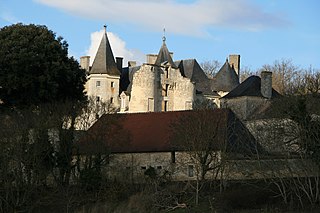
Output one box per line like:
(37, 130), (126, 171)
(154, 39), (177, 68)
(222, 76), (281, 99)
(211, 60), (239, 92)
(76, 109), (260, 155)
(89, 31), (120, 76)
(176, 59), (219, 96)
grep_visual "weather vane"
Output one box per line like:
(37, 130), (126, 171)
(162, 27), (166, 42)
(104, 24), (107, 33)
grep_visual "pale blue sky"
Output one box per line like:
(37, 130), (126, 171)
(1, 0), (319, 71)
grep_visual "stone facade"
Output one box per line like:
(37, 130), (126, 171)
(81, 28), (240, 113)
(128, 64), (194, 113)
(101, 151), (222, 183)
(86, 73), (120, 107)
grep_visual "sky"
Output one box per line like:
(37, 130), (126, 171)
(1, 0), (319, 71)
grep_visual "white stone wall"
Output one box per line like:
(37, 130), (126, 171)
(86, 73), (120, 108)
(165, 67), (195, 111)
(128, 65), (161, 112)
(128, 65), (195, 113)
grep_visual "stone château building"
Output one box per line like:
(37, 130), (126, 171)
(81, 26), (241, 113)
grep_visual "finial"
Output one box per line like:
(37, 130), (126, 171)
(162, 28), (166, 43)
(104, 24), (107, 33)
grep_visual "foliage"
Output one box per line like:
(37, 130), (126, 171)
(0, 23), (86, 108)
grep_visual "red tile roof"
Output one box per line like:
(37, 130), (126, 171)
(76, 109), (256, 154)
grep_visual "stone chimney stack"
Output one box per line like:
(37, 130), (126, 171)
(128, 61), (137, 67)
(229, 54), (240, 77)
(147, 54), (158, 64)
(116, 57), (123, 73)
(261, 71), (273, 99)
(80, 56), (90, 72)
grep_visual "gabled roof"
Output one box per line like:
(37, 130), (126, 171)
(223, 75), (281, 99)
(212, 60), (239, 92)
(76, 109), (260, 155)
(89, 29), (120, 76)
(154, 38), (177, 68)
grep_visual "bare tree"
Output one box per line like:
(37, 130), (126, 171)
(249, 95), (320, 208)
(200, 60), (221, 79)
(170, 109), (229, 205)
(261, 59), (302, 95)
(240, 66), (258, 83)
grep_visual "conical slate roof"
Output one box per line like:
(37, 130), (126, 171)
(212, 59), (239, 92)
(154, 37), (177, 68)
(90, 28), (120, 76)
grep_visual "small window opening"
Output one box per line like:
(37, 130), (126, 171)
(188, 165), (194, 177)
(171, 151), (176, 163)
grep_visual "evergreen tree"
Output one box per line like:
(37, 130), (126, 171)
(0, 23), (86, 108)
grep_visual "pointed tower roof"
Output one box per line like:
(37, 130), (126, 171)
(154, 30), (177, 68)
(211, 59), (239, 92)
(90, 25), (120, 76)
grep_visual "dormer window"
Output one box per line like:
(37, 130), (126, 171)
(96, 81), (101, 87)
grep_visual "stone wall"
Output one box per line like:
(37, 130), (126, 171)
(94, 151), (318, 183)
(104, 151), (222, 182)
(128, 65), (161, 112)
(128, 64), (195, 113)
(86, 73), (120, 108)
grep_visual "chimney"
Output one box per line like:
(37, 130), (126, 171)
(261, 71), (273, 99)
(128, 61), (137, 67)
(116, 57), (123, 73)
(146, 54), (158, 64)
(80, 56), (90, 71)
(229, 54), (240, 78)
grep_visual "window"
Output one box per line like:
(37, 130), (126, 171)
(188, 165), (194, 177)
(148, 98), (154, 112)
(96, 81), (101, 87)
(162, 84), (169, 97)
(171, 151), (176, 163)
(165, 67), (169, 78)
(111, 81), (114, 88)
(96, 96), (100, 102)
(162, 100), (168, 112)
(110, 97), (114, 103)
(121, 97), (126, 109)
